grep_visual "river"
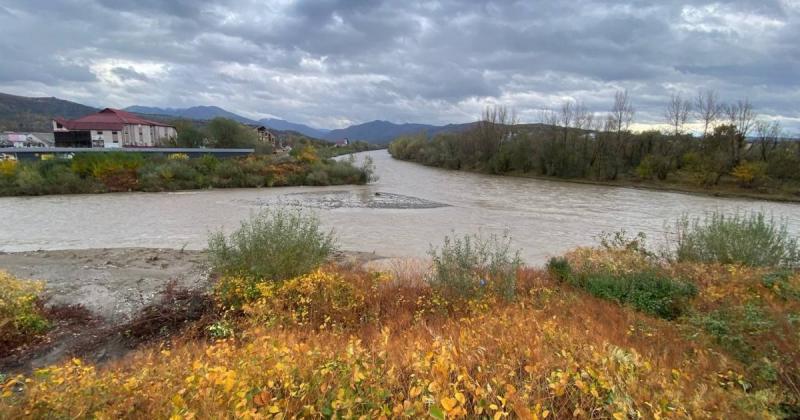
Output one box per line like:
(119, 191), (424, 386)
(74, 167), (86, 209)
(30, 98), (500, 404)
(1, 150), (798, 264)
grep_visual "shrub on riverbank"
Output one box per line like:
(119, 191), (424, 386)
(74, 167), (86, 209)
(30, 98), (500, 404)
(428, 232), (522, 301)
(0, 149), (372, 197)
(0, 271), (49, 355)
(3, 217), (800, 417)
(209, 209), (336, 308)
(672, 211), (799, 267)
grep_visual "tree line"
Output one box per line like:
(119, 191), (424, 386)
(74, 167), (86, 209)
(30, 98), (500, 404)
(389, 90), (799, 193)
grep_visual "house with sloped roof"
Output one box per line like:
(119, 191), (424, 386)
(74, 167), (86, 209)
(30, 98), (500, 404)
(53, 108), (177, 148)
(251, 125), (276, 145)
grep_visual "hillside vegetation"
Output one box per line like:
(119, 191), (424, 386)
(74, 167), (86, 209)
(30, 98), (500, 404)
(1, 210), (798, 418)
(0, 93), (97, 132)
(389, 91), (800, 201)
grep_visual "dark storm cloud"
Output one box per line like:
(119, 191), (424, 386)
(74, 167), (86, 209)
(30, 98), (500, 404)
(0, 0), (798, 131)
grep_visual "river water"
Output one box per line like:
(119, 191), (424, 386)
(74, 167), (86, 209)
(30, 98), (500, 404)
(1, 150), (798, 263)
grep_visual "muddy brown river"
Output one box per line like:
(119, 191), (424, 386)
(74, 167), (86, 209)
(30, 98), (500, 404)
(1, 150), (798, 264)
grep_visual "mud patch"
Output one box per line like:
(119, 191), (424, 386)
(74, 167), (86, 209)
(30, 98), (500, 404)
(0, 282), (215, 375)
(0, 248), (211, 324)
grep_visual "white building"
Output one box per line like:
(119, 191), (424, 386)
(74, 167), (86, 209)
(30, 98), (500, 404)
(53, 108), (177, 148)
(0, 132), (53, 148)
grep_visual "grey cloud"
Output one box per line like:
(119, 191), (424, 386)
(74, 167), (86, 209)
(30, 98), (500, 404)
(0, 0), (798, 132)
(111, 67), (150, 81)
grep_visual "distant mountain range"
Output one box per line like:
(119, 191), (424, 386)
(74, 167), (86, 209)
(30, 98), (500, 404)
(324, 120), (475, 144)
(128, 105), (474, 144)
(0, 92), (476, 144)
(125, 105), (256, 125)
(258, 118), (330, 139)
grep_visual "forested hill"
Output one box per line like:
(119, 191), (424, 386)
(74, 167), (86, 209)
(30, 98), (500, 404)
(323, 120), (475, 144)
(0, 93), (98, 132)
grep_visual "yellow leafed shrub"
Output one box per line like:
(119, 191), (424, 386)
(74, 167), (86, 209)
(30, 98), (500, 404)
(168, 153), (190, 161)
(731, 160), (768, 186)
(0, 160), (17, 177)
(3, 253), (799, 418)
(0, 270), (49, 352)
(244, 269), (380, 329)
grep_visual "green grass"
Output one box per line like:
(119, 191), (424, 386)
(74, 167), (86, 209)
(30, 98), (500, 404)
(547, 258), (697, 320)
(688, 304), (775, 365)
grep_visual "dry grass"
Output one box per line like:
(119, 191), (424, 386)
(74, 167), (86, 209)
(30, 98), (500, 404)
(364, 257), (432, 288)
(1, 250), (798, 418)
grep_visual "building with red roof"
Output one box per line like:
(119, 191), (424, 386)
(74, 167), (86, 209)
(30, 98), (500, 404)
(53, 108), (177, 148)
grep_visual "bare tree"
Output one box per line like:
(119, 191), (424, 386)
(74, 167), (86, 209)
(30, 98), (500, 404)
(475, 105), (516, 160)
(695, 89), (720, 139)
(664, 93), (691, 135)
(538, 107), (559, 127)
(609, 90), (634, 140)
(753, 120), (782, 161)
(723, 98), (756, 137)
(721, 99), (757, 164)
(559, 100), (574, 129)
(573, 101), (591, 130)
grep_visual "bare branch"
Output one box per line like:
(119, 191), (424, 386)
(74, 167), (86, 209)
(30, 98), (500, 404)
(695, 89), (720, 138)
(664, 93), (691, 135)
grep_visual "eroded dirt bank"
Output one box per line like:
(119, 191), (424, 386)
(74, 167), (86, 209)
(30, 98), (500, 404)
(0, 248), (211, 323)
(0, 248), (212, 374)
(0, 248), (385, 374)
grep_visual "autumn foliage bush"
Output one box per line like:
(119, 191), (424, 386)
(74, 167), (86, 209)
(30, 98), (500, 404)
(0, 159), (16, 177)
(3, 230), (800, 417)
(4, 259), (792, 418)
(0, 271), (49, 355)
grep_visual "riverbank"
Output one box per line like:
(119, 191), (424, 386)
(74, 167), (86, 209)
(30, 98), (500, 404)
(0, 149), (373, 197)
(393, 156), (800, 203)
(0, 248), (384, 374)
(2, 240), (799, 417)
(503, 168), (800, 203)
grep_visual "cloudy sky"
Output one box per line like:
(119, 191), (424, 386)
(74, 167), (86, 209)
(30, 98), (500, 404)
(0, 0), (798, 132)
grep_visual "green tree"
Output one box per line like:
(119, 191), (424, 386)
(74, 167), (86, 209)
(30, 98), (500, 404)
(172, 119), (207, 148)
(206, 118), (258, 148)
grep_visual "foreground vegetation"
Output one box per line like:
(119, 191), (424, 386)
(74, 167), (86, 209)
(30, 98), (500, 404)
(389, 91), (800, 201)
(0, 271), (49, 355)
(0, 146), (374, 196)
(1, 210), (799, 418)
